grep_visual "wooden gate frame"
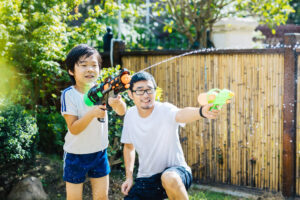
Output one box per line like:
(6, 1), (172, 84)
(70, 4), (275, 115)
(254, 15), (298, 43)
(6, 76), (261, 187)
(283, 33), (300, 197)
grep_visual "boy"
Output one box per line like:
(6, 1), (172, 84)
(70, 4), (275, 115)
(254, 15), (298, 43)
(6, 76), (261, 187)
(61, 44), (126, 200)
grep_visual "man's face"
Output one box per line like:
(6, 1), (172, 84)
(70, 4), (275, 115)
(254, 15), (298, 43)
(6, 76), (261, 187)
(69, 54), (100, 86)
(129, 80), (156, 110)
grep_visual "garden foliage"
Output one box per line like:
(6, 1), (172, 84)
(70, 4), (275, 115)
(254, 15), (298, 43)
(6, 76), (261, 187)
(0, 104), (38, 174)
(36, 106), (67, 155)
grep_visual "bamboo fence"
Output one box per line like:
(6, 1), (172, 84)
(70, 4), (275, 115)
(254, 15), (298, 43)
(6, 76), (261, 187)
(122, 52), (284, 192)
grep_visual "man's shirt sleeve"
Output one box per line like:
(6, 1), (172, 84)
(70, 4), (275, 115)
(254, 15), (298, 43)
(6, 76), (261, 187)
(121, 112), (132, 144)
(165, 102), (185, 128)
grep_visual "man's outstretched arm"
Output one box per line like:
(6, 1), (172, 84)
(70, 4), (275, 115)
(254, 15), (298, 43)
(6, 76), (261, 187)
(175, 104), (220, 124)
(121, 143), (135, 196)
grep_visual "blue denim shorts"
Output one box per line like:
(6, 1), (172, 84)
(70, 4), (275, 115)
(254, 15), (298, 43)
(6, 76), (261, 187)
(124, 166), (192, 200)
(63, 149), (110, 184)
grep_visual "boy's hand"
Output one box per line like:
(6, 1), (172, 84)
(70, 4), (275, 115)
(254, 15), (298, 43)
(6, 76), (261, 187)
(121, 177), (133, 196)
(202, 104), (220, 119)
(108, 95), (123, 107)
(91, 105), (106, 119)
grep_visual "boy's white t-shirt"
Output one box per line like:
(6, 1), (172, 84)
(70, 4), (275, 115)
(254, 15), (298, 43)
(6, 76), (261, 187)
(61, 86), (108, 154)
(121, 101), (190, 178)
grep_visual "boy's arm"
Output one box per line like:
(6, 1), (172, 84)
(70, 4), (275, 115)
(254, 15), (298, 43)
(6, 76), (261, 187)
(63, 105), (106, 135)
(108, 95), (126, 116)
(121, 143), (135, 195)
(175, 104), (220, 123)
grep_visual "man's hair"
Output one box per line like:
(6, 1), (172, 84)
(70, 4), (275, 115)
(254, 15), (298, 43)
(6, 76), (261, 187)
(65, 44), (102, 85)
(129, 71), (157, 91)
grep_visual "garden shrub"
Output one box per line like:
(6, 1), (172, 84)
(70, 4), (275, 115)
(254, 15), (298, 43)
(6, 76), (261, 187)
(0, 104), (38, 192)
(0, 104), (38, 165)
(36, 106), (67, 155)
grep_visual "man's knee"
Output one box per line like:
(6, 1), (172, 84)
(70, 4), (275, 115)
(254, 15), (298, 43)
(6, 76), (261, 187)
(161, 171), (183, 190)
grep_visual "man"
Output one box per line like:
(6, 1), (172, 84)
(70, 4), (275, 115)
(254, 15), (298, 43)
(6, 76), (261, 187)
(121, 71), (220, 200)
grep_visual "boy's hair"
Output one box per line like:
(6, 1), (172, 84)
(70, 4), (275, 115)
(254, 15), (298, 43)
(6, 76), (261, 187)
(129, 71), (157, 91)
(65, 44), (102, 85)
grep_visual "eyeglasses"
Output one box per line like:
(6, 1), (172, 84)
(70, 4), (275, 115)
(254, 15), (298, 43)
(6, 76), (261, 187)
(132, 88), (156, 95)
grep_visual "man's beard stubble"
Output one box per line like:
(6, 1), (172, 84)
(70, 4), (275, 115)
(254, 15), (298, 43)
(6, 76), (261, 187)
(141, 105), (152, 109)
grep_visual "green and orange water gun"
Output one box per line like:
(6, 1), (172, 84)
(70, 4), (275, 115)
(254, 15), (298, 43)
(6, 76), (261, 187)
(84, 68), (131, 122)
(198, 88), (234, 110)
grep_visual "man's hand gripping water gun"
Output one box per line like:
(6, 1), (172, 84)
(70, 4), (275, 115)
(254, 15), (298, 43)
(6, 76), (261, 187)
(198, 88), (234, 111)
(84, 68), (131, 122)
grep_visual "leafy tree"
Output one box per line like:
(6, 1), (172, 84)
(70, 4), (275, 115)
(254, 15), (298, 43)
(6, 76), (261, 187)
(0, 0), (81, 108)
(0, 0), (156, 158)
(152, 0), (295, 48)
(0, 0), (151, 109)
(236, 0), (295, 33)
(72, 0), (149, 49)
(288, 0), (300, 24)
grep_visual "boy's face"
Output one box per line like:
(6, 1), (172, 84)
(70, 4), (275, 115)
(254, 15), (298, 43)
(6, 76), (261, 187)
(69, 54), (100, 86)
(128, 80), (156, 110)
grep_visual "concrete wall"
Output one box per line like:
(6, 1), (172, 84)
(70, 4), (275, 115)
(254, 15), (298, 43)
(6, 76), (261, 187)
(212, 17), (259, 49)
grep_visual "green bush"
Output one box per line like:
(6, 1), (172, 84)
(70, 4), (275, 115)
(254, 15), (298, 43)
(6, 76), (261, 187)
(0, 104), (38, 174)
(36, 106), (67, 155)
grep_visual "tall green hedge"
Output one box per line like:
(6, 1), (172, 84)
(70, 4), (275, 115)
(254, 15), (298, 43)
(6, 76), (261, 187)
(36, 106), (67, 155)
(0, 104), (38, 163)
(0, 104), (38, 192)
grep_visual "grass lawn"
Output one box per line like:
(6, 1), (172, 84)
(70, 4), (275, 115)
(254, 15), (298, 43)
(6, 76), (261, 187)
(189, 188), (245, 200)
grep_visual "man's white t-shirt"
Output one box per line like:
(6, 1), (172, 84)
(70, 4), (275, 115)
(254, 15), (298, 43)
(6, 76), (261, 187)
(61, 86), (108, 154)
(121, 101), (190, 178)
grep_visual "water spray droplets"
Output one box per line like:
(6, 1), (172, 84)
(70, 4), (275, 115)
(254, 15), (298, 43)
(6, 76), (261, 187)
(262, 43), (300, 49)
(138, 43), (300, 73)
(295, 42), (300, 49)
(139, 47), (219, 72)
